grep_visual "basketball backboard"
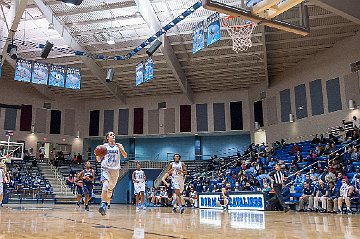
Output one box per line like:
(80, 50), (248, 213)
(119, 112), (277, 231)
(202, 0), (310, 36)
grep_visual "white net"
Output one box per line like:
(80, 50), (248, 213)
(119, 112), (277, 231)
(223, 17), (257, 53)
(0, 141), (24, 162)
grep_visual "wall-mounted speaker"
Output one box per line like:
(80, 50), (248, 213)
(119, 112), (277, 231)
(158, 102), (167, 109)
(43, 102), (51, 109)
(41, 41), (54, 59)
(146, 40), (162, 56)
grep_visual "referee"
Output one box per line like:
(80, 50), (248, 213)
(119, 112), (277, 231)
(270, 163), (290, 212)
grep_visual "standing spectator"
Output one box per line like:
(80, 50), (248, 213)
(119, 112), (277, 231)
(353, 116), (360, 129)
(38, 144), (45, 162)
(298, 182), (314, 212)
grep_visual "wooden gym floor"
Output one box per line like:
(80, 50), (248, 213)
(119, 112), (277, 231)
(0, 204), (359, 239)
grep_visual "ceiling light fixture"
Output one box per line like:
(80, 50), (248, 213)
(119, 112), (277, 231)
(107, 36), (115, 45)
(57, 0), (83, 6)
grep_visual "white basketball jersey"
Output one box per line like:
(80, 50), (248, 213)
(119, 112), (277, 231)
(134, 170), (145, 183)
(101, 143), (121, 170)
(339, 184), (350, 198)
(171, 162), (183, 178)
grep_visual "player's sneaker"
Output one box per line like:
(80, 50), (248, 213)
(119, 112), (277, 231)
(76, 202), (80, 208)
(142, 204), (146, 210)
(180, 206), (185, 214)
(108, 204), (111, 209)
(346, 209), (352, 215)
(85, 204), (89, 211)
(99, 203), (107, 216)
(172, 207), (177, 213)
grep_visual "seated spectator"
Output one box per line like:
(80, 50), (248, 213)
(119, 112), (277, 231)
(290, 143), (301, 155)
(294, 172), (305, 186)
(323, 143), (334, 155)
(311, 134), (321, 147)
(337, 179), (353, 214)
(315, 143), (324, 156)
(306, 150), (317, 162)
(336, 172), (348, 189)
(189, 187), (198, 208)
(319, 134), (327, 144)
(294, 151), (303, 163)
(282, 182), (291, 201)
(262, 183), (271, 193)
(342, 147), (353, 162)
(313, 179), (328, 212)
(345, 160), (354, 173)
(289, 159), (299, 172)
(351, 147), (359, 162)
(328, 134), (339, 145)
(304, 174), (312, 184)
(298, 182), (314, 212)
(326, 182), (339, 213)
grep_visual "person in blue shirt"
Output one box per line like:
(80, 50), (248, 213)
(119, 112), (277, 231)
(298, 182), (314, 212)
(294, 171), (305, 186)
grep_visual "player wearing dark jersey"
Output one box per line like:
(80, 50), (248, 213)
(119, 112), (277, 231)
(77, 161), (95, 211)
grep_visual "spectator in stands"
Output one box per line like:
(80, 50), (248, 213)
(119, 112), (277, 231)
(262, 182), (271, 193)
(337, 179), (353, 214)
(327, 182), (339, 213)
(353, 116), (360, 129)
(290, 143), (301, 156)
(193, 176), (203, 194)
(289, 159), (299, 173)
(189, 187), (198, 208)
(298, 182), (314, 212)
(323, 143), (334, 155)
(306, 150), (317, 162)
(305, 174), (312, 184)
(345, 160), (354, 173)
(313, 179), (328, 212)
(294, 172), (305, 187)
(319, 134), (327, 144)
(311, 134), (321, 147)
(217, 183), (231, 211)
(282, 182), (291, 202)
(315, 143), (324, 156)
(351, 147), (359, 162)
(268, 158), (277, 168)
(343, 147), (353, 163)
(38, 144), (45, 162)
(336, 172), (348, 189)
(294, 151), (303, 163)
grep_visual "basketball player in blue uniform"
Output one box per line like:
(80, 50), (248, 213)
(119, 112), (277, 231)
(96, 131), (127, 216)
(77, 161), (95, 211)
(168, 154), (187, 213)
(132, 163), (146, 210)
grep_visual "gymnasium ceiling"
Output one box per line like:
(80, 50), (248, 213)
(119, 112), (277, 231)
(0, 0), (359, 102)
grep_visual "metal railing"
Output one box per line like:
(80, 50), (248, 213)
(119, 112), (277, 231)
(46, 159), (69, 195)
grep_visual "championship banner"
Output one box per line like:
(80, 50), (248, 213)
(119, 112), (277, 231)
(198, 192), (265, 211)
(135, 61), (144, 86)
(144, 57), (154, 82)
(65, 67), (81, 90)
(49, 64), (65, 87)
(207, 12), (221, 46)
(14, 59), (32, 82)
(192, 21), (205, 54)
(32, 62), (49, 85)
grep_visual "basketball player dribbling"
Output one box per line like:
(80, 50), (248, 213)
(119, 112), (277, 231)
(77, 161), (95, 211)
(96, 131), (127, 216)
(168, 154), (187, 213)
(132, 163), (146, 211)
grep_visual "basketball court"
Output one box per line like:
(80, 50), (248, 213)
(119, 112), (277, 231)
(0, 204), (359, 238)
(1, 0), (360, 238)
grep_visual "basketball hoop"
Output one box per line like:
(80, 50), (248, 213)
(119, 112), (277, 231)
(222, 16), (257, 53)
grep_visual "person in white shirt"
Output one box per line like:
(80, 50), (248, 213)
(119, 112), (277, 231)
(353, 116), (360, 129)
(0, 162), (5, 207)
(96, 131), (127, 216)
(132, 163), (146, 210)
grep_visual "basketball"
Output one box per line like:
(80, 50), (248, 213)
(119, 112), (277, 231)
(94, 145), (107, 157)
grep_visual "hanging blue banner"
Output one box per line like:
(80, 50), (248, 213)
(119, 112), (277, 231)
(49, 64), (65, 87)
(144, 57), (154, 82)
(14, 59), (32, 82)
(32, 62), (49, 85)
(65, 67), (81, 90)
(207, 12), (221, 46)
(135, 61), (144, 86)
(193, 20), (205, 54)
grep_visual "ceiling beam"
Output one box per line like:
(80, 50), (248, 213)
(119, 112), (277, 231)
(310, 0), (360, 25)
(33, 0), (126, 104)
(1, 0), (55, 100)
(135, 0), (193, 102)
(260, 26), (270, 87)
